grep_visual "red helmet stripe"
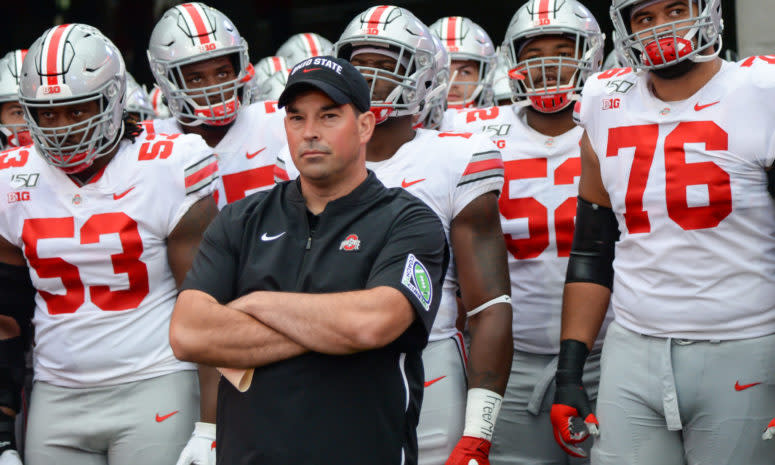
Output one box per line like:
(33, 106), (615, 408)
(271, 56), (283, 72)
(446, 17), (458, 48)
(44, 24), (71, 86)
(181, 3), (211, 45)
(367, 5), (390, 28)
(303, 33), (320, 57)
(538, 0), (552, 22)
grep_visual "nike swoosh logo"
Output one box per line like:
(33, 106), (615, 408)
(303, 68), (322, 73)
(401, 178), (426, 188)
(113, 186), (135, 200)
(694, 101), (720, 111)
(261, 232), (286, 241)
(735, 381), (761, 391)
(424, 375), (446, 388)
(155, 410), (179, 422)
(246, 147), (267, 159)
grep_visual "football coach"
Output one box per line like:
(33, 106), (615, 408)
(169, 56), (449, 465)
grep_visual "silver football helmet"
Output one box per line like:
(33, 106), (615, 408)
(147, 2), (254, 127)
(491, 50), (513, 106)
(336, 5), (437, 124)
(429, 16), (497, 108)
(19, 24), (126, 173)
(603, 30), (628, 69)
(503, 0), (604, 113)
(125, 73), (155, 122)
(0, 49), (32, 149)
(418, 34), (451, 130)
(276, 33), (334, 66)
(610, 0), (723, 70)
(251, 56), (290, 102)
(149, 85), (171, 118)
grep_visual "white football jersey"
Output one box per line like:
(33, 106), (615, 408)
(277, 129), (504, 341)
(146, 100), (287, 208)
(450, 105), (611, 354)
(0, 133), (216, 387)
(578, 58), (775, 339)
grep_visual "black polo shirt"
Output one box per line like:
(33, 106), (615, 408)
(182, 171), (448, 465)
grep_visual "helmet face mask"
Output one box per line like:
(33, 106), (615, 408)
(429, 16), (497, 108)
(19, 24), (126, 173)
(23, 87), (122, 173)
(336, 6), (437, 124)
(503, 0), (604, 114)
(418, 34), (451, 130)
(147, 3), (254, 127)
(610, 0), (723, 70)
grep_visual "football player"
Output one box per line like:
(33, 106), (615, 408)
(277, 6), (513, 465)
(556, 1), (775, 464)
(448, 1), (609, 463)
(429, 17), (497, 109)
(275, 32), (334, 66)
(147, 2), (286, 209)
(0, 24), (217, 465)
(146, 4), (290, 463)
(0, 50), (31, 150)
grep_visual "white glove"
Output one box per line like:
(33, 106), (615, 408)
(0, 450), (22, 465)
(175, 422), (216, 465)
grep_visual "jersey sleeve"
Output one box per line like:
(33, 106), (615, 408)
(167, 135), (218, 235)
(180, 201), (243, 304)
(366, 196), (449, 340)
(452, 133), (505, 218)
(744, 57), (775, 167)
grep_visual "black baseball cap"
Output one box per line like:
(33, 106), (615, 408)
(278, 55), (371, 113)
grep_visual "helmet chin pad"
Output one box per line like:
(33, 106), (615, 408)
(192, 97), (239, 126)
(528, 90), (574, 113)
(52, 151), (93, 174)
(643, 37), (694, 66)
(370, 106), (393, 125)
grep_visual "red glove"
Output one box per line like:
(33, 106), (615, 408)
(762, 418), (775, 440)
(445, 436), (491, 465)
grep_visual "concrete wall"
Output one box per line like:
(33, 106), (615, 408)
(737, 0), (775, 56)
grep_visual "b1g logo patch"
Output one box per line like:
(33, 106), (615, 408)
(401, 253), (432, 311)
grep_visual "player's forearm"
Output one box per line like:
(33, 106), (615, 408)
(170, 290), (307, 367)
(467, 305), (513, 395)
(197, 365), (219, 422)
(234, 287), (414, 355)
(560, 282), (611, 350)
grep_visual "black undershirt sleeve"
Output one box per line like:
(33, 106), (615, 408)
(767, 164), (775, 200)
(181, 203), (241, 304)
(366, 198), (449, 343)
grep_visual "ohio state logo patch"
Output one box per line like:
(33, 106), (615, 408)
(339, 234), (361, 252)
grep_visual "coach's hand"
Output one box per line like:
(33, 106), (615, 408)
(762, 418), (775, 440)
(0, 450), (22, 465)
(176, 422), (216, 465)
(550, 339), (598, 458)
(445, 436), (491, 465)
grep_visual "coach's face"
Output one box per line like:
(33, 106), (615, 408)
(285, 89), (374, 184)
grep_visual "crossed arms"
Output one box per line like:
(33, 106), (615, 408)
(170, 286), (416, 368)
